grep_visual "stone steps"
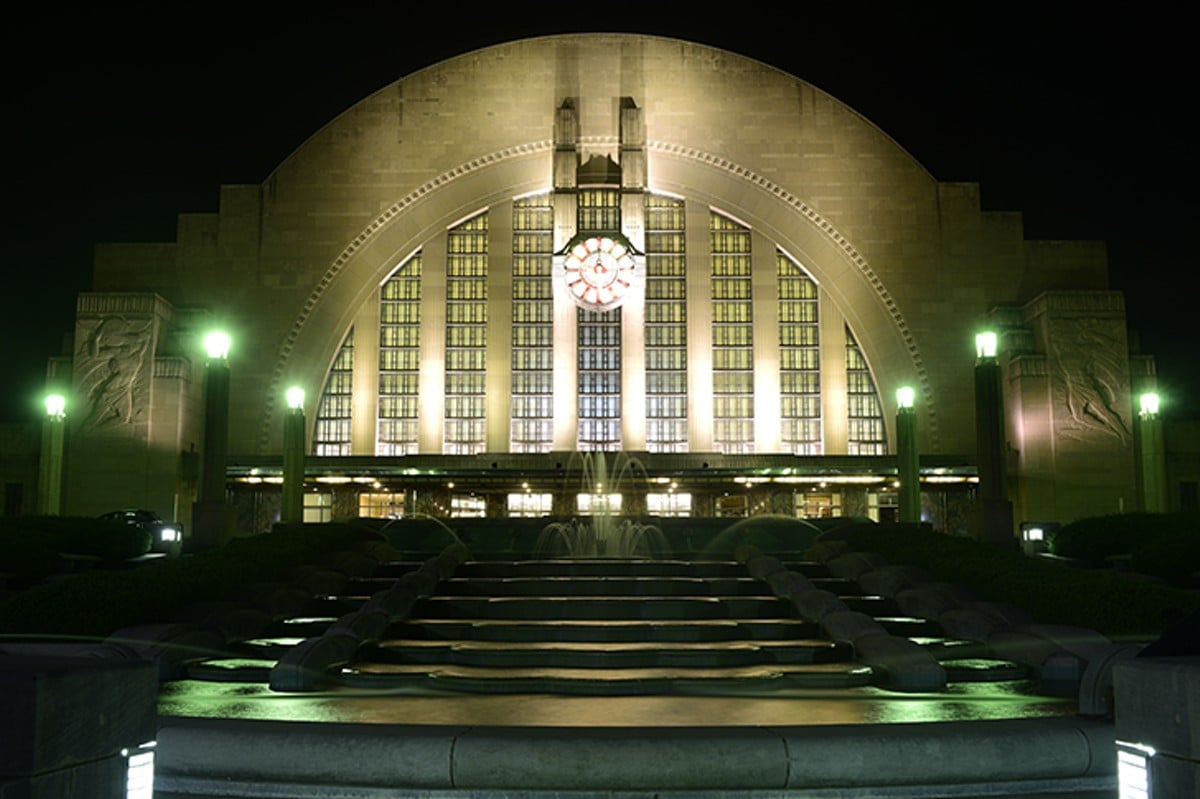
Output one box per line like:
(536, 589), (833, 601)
(361, 636), (850, 668)
(391, 617), (821, 642)
(339, 557), (873, 691)
(412, 595), (796, 620)
(339, 660), (875, 691)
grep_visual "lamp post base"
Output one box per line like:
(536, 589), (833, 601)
(973, 498), (1017, 549)
(191, 501), (235, 550)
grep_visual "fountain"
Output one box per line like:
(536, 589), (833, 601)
(536, 451), (669, 557)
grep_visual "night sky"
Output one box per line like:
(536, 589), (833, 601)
(3, 6), (1195, 423)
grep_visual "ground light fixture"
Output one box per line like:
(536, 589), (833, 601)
(1116, 740), (1155, 799)
(123, 740), (156, 799)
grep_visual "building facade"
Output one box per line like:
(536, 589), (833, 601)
(46, 35), (1155, 533)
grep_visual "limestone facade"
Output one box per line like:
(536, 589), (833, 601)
(49, 35), (1146, 529)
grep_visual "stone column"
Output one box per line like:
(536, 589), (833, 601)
(896, 389), (920, 523)
(38, 395), (66, 515)
(281, 391), (306, 524)
(973, 332), (1014, 547)
(193, 336), (233, 549)
(1137, 393), (1167, 512)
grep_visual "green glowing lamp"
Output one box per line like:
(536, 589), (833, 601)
(1139, 392), (1160, 417)
(896, 386), (915, 409)
(975, 331), (998, 359)
(204, 330), (232, 361)
(286, 386), (306, 411)
(44, 393), (66, 419)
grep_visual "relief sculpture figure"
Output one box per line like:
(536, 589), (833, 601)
(74, 316), (154, 431)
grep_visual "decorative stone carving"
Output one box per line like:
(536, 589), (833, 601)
(74, 315), (155, 431)
(1047, 318), (1131, 446)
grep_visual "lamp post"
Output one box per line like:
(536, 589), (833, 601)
(1138, 392), (1166, 512)
(896, 386), (920, 523)
(974, 331), (1015, 546)
(281, 386), (306, 524)
(39, 393), (66, 515)
(193, 331), (232, 549)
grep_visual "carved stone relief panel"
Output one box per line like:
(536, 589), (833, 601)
(1045, 316), (1131, 449)
(73, 315), (156, 433)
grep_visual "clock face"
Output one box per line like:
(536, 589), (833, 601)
(562, 235), (637, 310)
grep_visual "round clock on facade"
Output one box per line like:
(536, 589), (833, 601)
(560, 234), (638, 311)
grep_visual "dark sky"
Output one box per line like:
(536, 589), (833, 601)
(3, 5), (1196, 422)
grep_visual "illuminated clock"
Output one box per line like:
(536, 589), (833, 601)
(560, 234), (638, 311)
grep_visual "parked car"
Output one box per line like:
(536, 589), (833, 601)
(99, 509), (183, 554)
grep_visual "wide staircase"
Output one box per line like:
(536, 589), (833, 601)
(333, 557), (887, 693)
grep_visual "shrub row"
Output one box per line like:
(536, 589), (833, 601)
(0, 516), (153, 583)
(0, 524), (371, 639)
(832, 525), (1200, 640)
(1049, 513), (1200, 586)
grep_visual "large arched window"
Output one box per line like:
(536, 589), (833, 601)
(710, 211), (754, 453)
(644, 194), (688, 452)
(443, 213), (488, 454)
(510, 194), (554, 453)
(778, 251), (822, 454)
(313, 329), (354, 456)
(377, 253), (423, 455)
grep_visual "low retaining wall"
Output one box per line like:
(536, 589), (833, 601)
(154, 715), (1116, 797)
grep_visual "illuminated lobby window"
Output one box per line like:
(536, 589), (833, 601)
(778, 250), (822, 454)
(507, 492), (553, 517)
(303, 491), (332, 523)
(644, 194), (688, 452)
(358, 492), (404, 518)
(577, 188), (622, 451)
(450, 495), (486, 518)
(378, 253), (422, 455)
(710, 211), (754, 454)
(577, 492), (623, 515)
(577, 187), (620, 231)
(647, 492), (692, 516)
(444, 213), (488, 455)
(314, 328), (353, 456)
(846, 327), (887, 454)
(511, 195), (554, 453)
